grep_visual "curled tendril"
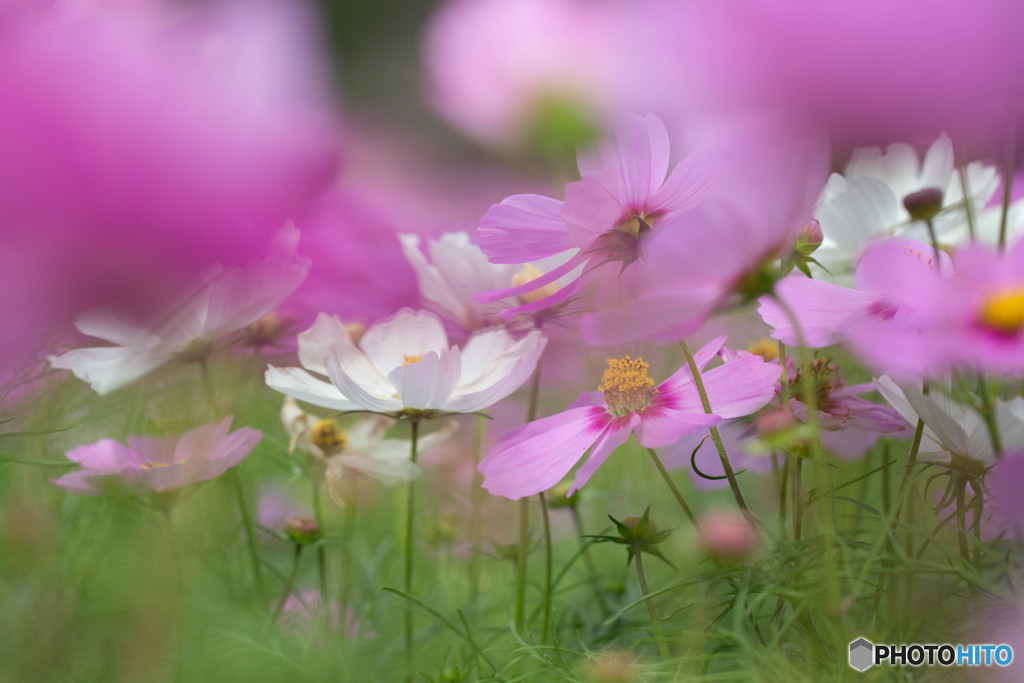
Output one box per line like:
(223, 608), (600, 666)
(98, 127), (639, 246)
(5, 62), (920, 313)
(690, 435), (747, 481)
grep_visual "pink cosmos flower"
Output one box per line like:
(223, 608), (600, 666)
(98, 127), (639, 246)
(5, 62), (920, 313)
(477, 112), (715, 322)
(478, 337), (782, 500)
(577, 114), (828, 345)
(49, 224), (310, 394)
(642, 0), (1024, 157)
(266, 309), (546, 416)
(761, 237), (1024, 376)
(421, 0), (624, 148)
(0, 0), (338, 379)
(51, 416), (260, 496)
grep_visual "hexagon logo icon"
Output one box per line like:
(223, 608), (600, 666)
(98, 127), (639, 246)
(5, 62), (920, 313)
(849, 637), (874, 672)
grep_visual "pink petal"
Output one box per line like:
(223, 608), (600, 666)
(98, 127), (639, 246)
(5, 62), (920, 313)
(477, 248), (587, 304)
(562, 175), (626, 244)
(479, 405), (608, 500)
(577, 113), (668, 209)
(568, 415), (635, 495)
(646, 150), (715, 216)
(657, 336), (729, 393)
(633, 402), (720, 449)
(757, 275), (876, 347)
(692, 355), (783, 419)
(478, 194), (569, 263)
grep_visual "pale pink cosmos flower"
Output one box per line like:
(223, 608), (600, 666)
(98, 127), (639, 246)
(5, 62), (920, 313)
(51, 416), (260, 496)
(478, 337), (781, 500)
(761, 237), (1024, 376)
(0, 0), (338, 377)
(476, 112), (715, 321)
(266, 309), (546, 416)
(421, 0), (624, 148)
(49, 224), (310, 394)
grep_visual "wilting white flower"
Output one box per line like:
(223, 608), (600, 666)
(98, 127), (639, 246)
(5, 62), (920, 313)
(280, 398), (457, 503)
(50, 224), (309, 394)
(266, 308), (546, 416)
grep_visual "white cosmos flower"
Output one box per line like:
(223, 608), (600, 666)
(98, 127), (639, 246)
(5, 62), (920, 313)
(266, 308), (546, 416)
(49, 224), (310, 394)
(813, 134), (1000, 280)
(874, 376), (1024, 471)
(280, 397), (458, 498)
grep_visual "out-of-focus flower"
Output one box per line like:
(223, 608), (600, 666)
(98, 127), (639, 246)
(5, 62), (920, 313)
(874, 377), (1024, 474)
(51, 416), (260, 496)
(696, 508), (758, 562)
(49, 224), (310, 394)
(279, 589), (371, 639)
(579, 114), (827, 345)
(988, 453), (1024, 534)
(400, 231), (575, 335)
(266, 309), (546, 417)
(812, 135), (999, 278)
(0, 0), (338, 378)
(421, 0), (623, 149)
(280, 397), (457, 505)
(648, 0), (1024, 156)
(762, 237), (1024, 377)
(478, 337), (781, 500)
(478, 112), (714, 321)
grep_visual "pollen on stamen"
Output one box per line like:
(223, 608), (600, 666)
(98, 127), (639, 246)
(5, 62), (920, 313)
(980, 286), (1024, 333)
(312, 419), (347, 455)
(598, 355), (656, 417)
(747, 338), (780, 362)
(511, 264), (559, 304)
(139, 460), (172, 470)
(401, 353), (423, 366)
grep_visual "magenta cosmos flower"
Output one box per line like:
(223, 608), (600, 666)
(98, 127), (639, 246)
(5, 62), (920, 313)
(478, 337), (782, 500)
(761, 237), (1024, 376)
(476, 112), (714, 320)
(0, 0), (337, 378)
(52, 416), (260, 496)
(266, 309), (546, 416)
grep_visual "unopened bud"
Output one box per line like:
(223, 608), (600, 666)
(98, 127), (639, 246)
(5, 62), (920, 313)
(754, 408), (795, 437)
(344, 322), (367, 346)
(546, 482), (579, 509)
(903, 187), (944, 222)
(286, 515), (321, 545)
(795, 218), (823, 255)
(696, 509), (758, 562)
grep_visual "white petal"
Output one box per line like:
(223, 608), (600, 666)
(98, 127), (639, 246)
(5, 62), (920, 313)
(359, 309), (449, 375)
(298, 313), (364, 377)
(265, 365), (362, 412)
(385, 347), (461, 411)
(325, 356), (403, 413)
(49, 344), (170, 395)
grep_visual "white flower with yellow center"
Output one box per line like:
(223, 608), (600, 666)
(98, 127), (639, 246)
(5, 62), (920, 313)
(266, 309), (546, 417)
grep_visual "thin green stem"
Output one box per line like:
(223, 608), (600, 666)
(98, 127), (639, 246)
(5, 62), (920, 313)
(404, 419), (420, 682)
(514, 365), (544, 634)
(539, 492), (553, 645)
(924, 217), (941, 263)
(468, 414), (487, 602)
(341, 483), (358, 620)
(310, 470), (329, 619)
(678, 339), (752, 524)
(977, 374), (1003, 459)
(958, 163), (978, 243)
(232, 471), (267, 605)
(162, 507), (184, 683)
(646, 448), (697, 528)
(999, 133), (1016, 250)
(955, 483), (975, 599)
(634, 550), (670, 660)
(272, 545), (304, 621)
(570, 508), (611, 615)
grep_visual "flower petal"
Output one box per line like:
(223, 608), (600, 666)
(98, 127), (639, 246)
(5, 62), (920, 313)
(266, 365), (363, 412)
(757, 275), (876, 347)
(325, 355), (404, 414)
(385, 347), (461, 411)
(479, 406), (608, 500)
(359, 309), (449, 376)
(478, 193), (569, 263)
(568, 416), (635, 495)
(49, 344), (170, 395)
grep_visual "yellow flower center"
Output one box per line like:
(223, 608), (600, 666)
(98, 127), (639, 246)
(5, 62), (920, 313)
(747, 338), (779, 362)
(979, 286), (1024, 333)
(401, 353), (423, 366)
(511, 264), (559, 304)
(598, 356), (656, 417)
(140, 460), (173, 470)
(312, 419), (348, 455)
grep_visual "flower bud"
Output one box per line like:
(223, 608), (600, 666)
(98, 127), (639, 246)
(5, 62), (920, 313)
(696, 509), (758, 562)
(902, 187), (944, 222)
(545, 482), (579, 510)
(286, 515), (321, 545)
(754, 408), (796, 437)
(795, 218), (823, 255)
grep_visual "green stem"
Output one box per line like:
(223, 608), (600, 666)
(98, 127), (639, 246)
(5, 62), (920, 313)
(924, 217), (941, 263)
(678, 339), (752, 524)
(999, 133), (1016, 250)
(646, 448), (697, 528)
(514, 364), (544, 634)
(272, 545), (304, 621)
(310, 471), (329, 620)
(232, 471), (267, 605)
(634, 549), (670, 660)
(539, 492), (553, 645)
(341, 484), (358, 616)
(957, 163), (978, 243)
(162, 507), (184, 683)
(468, 414), (487, 602)
(404, 419), (420, 682)
(977, 374), (1003, 459)
(570, 509), (611, 615)
(955, 483), (974, 598)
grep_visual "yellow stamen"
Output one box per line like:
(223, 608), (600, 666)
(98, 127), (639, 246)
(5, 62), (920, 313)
(401, 353), (423, 366)
(747, 338), (780, 362)
(980, 286), (1024, 333)
(598, 356), (656, 417)
(312, 419), (348, 455)
(511, 264), (559, 304)
(139, 460), (172, 470)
